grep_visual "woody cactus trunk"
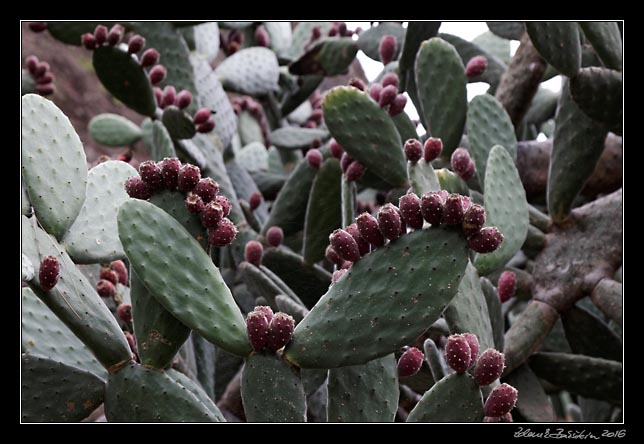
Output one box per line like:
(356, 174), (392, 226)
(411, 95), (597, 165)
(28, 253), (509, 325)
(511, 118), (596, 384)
(21, 20), (622, 423)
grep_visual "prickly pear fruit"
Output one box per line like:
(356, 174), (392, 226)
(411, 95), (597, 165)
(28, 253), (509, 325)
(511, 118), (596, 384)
(117, 303), (132, 323)
(193, 108), (212, 125)
(81, 33), (97, 50)
(369, 83), (383, 102)
(467, 227), (504, 254)
(96, 279), (115, 298)
(109, 260), (129, 286)
(451, 148), (475, 181)
(462, 332), (480, 365)
(377, 203), (402, 241)
(254, 25), (270, 47)
(185, 192), (205, 214)
(345, 223), (370, 257)
(378, 84), (398, 107)
(138, 160), (164, 191)
(140, 48), (160, 68)
(404, 139), (423, 163)
(462, 204), (486, 238)
(397, 347), (424, 378)
(474, 348), (506, 386)
(148, 65), (167, 85)
(484, 383), (518, 417)
(177, 164), (201, 193)
(161, 85), (177, 109)
(356, 212), (385, 248)
(325, 245), (344, 266)
(345, 161), (366, 182)
(124, 176), (152, 200)
(254, 305), (274, 323)
(100, 267), (119, 286)
(246, 310), (270, 352)
(399, 192), (423, 230)
(378, 35), (397, 65)
(35, 84), (55, 96)
(194, 177), (219, 203)
(245, 241), (264, 267)
(106, 24), (124, 46)
(306, 148), (323, 169)
(465, 55), (488, 79)
(497, 271), (516, 303)
(420, 191), (445, 225)
(38, 256), (60, 291)
(330, 269), (347, 287)
(158, 157), (181, 191)
(388, 94), (407, 116)
(207, 217), (237, 247)
(329, 139), (344, 159)
(348, 77), (366, 91)
(175, 89), (193, 110)
(200, 202), (224, 228)
(28, 22), (48, 32)
(442, 193), (466, 225)
(94, 25), (108, 46)
(423, 137), (443, 162)
(329, 229), (362, 263)
(381, 72), (399, 88)
(214, 195), (232, 217)
(249, 192), (262, 211)
(340, 152), (354, 174)
(267, 312), (295, 352)
(445, 334), (472, 374)
(124, 331), (137, 354)
(265, 226), (283, 247)
(127, 35), (146, 54)
(196, 118), (216, 134)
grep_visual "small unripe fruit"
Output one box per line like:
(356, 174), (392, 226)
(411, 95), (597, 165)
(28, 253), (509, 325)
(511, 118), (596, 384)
(175, 89), (193, 109)
(249, 192), (262, 211)
(106, 24), (124, 46)
(330, 269), (347, 287)
(445, 334), (472, 374)
(117, 303), (132, 323)
(193, 177), (219, 203)
(140, 49), (160, 67)
(329, 229), (362, 263)
(474, 349), (506, 386)
(94, 25), (108, 46)
(267, 312), (295, 352)
(378, 84), (397, 107)
(381, 72), (399, 88)
(127, 34), (146, 54)
(423, 137), (443, 162)
(193, 108), (212, 125)
(378, 35), (397, 65)
(345, 161), (365, 182)
(207, 218), (238, 247)
(266, 226), (284, 247)
(329, 139), (344, 159)
(397, 347), (424, 377)
(177, 164), (201, 192)
(161, 85), (177, 109)
(467, 227), (504, 253)
(244, 241), (264, 267)
(404, 139), (423, 163)
(39, 256), (60, 291)
(306, 149), (323, 169)
(484, 383), (518, 417)
(388, 94), (407, 116)
(356, 212), (385, 248)
(497, 271), (516, 303)
(96, 279), (116, 298)
(369, 83), (383, 102)
(149, 65), (167, 85)
(81, 33), (97, 50)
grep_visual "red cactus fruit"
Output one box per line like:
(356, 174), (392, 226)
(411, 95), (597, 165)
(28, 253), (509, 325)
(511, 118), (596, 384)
(467, 227), (504, 253)
(106, 24), (124, 46)
(200, 202), (225, 229)
(249, 192), (262, 211)
(194, 177), (219, 204)
(340, 152), (354, 173)
(158, 157), (181, 190)
(306, 149), (323, 169)
(329, 139), (344, 159)
(399, 192), (424, 230)
(28, 22), (48, 32)
(81, 33), (97, 50)
(462, 204), (486, 238)
(423, 137), (443, 162)
(484, 383), (518, 417)
(348, 77), (366, 91)
(329, 229), (362, 263)
(140, 48), (160, 68)
(445, 334), (472, 374)
(117, 303), (132, 323)
(388, 94), (407, 116)
(254, 25), (270, 47)
(109, 260), (128, 286)
(267, 312), (295, 352)
(462, 333), (480, 365)
(161, 85), (177, 109)
(94, 25), (108, 46)
(96, 279), (115, 298)
(420, 191), (445, 225)
(498, 271), (517, 303)
(124, 331), (137, 354)
(35, 84), (55, 96)
(465, 55), (488, 79)
(245, 241), (264, 267)
(254, 305), (274, 323)
(378, 35), (397, 65)
(38, 256), (60, 291)
(196, 118), (216, 133)
(266, 226), (284, 247)
(378, 84), (398, 107)
(345, 161), (366, 182)
(474, 348), (506, 386)
(451, 147), (474, 181)
(127, 35), (146, 54)
(177, 164), (201, 193)
(138, 160), (164, 191)
(149, 65), (167, 85)
(381, 72), (399, 88)
(185, 192), (205, 214)
(345, 223), (371, 257)
(193, 108), (212, 125)
(404, 139), (423, 163)
(100, 267), (119, 286)
(124, 176), (152, 200)
(378, 203), (402, 242)
(442, 193), (466, 225)
(246, 310), (270, 352)
(175, 89), (193, 109)
(356, 212), (385, 248)
(214, 195), (232, 217)
(207, 218), (238, 247)
(369, 83), (383, 102)
(397, 347), (424, 377)
(325, 245), (344, 266)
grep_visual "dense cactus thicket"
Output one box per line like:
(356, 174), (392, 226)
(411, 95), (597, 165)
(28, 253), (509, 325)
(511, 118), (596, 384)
(21, 20), (622, 423)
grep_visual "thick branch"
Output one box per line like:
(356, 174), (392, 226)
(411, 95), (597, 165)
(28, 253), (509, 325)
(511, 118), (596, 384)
(495, 33), (547, 127)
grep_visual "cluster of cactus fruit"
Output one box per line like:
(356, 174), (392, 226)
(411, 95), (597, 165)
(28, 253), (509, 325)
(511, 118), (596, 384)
(22, 20), (622, 423)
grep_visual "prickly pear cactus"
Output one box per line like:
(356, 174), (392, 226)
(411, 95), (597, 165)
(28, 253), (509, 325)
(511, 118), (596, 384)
(21, 21), (622, 424)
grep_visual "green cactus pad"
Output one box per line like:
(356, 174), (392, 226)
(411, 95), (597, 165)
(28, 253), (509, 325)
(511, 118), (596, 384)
(88, 113), (143, 147)
(265, 22), (292, 54)
(118, 199), (250, 357)
(215, 47), (279, 96)
(504, 364), (555, 422)
(130, 22), (197, 115)
(529, 352), (622, 405)
(21, 354), (105, 422)
(591, 279), (622, 327)
(161, 105), (196, 140)
(398, 22), (441, 76)
(149, 190), (207, 249)
(22, 216), (132, 369)
(283, 22), (335, 61)
(275, 295), (309, 323)
(561, 305), (622, 362)
(472, 31), (511, 65)
(105, 361), (222, 422)
(191, 54), (238, 149)
(284, 226), (469, 368)
(480, 277), (504, 350)
(262, 247), (332, 308)
(408, 160), (441, 196)
(22, 94), (88, 240)
(474, 146), (528, 275)
(22, 69), (36, 95)
(130, 272), (190, 369)
(225, 159), (268, 223)
(525, 22), (581, 77)
(238, 110), (265, 146)
(192, 22), (220, 63)
(151, 121), (177, 160)
(327, 354), (399, 422)
(191, 334), (216, 400)
(92, 46), (156, 117)
(323, 86), (407, 187)
(524, 87), (559, 127)
(435, 168), (470, 196)
(466, 94), (517, 186)
(281, 75), (324, 117)
(166, 368), (225, 419)
(241, 353), (307, 422)
(62, 161), (136, 264)
(578, 22), (622, 71)
(407, 372), (484, 422)
(236, 142), (269, 172)
(269, 127), (329, 151)
(22, 287), (106, 379)
(569, 67), (622, 133)
(392, 112), (418, 143)
(341, 178), (356, 227)
(438, 33), (507, 94)
(261, 158), (318, 236)
(444, 262), (495, 351)
(240, 262), (304, 309)
(415, 38), (467, 158)
(21, 176), (32, 216)
(486, 22), (526, 40)
(303, 158), (342, 264)
(548, 81), (608, 223)
(423, 338), (446, 382)
(22, 254), (34, 282)
(289, 37), (358, 77)
(46, 21), (119, 45)
(357, 22), (405, 62)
